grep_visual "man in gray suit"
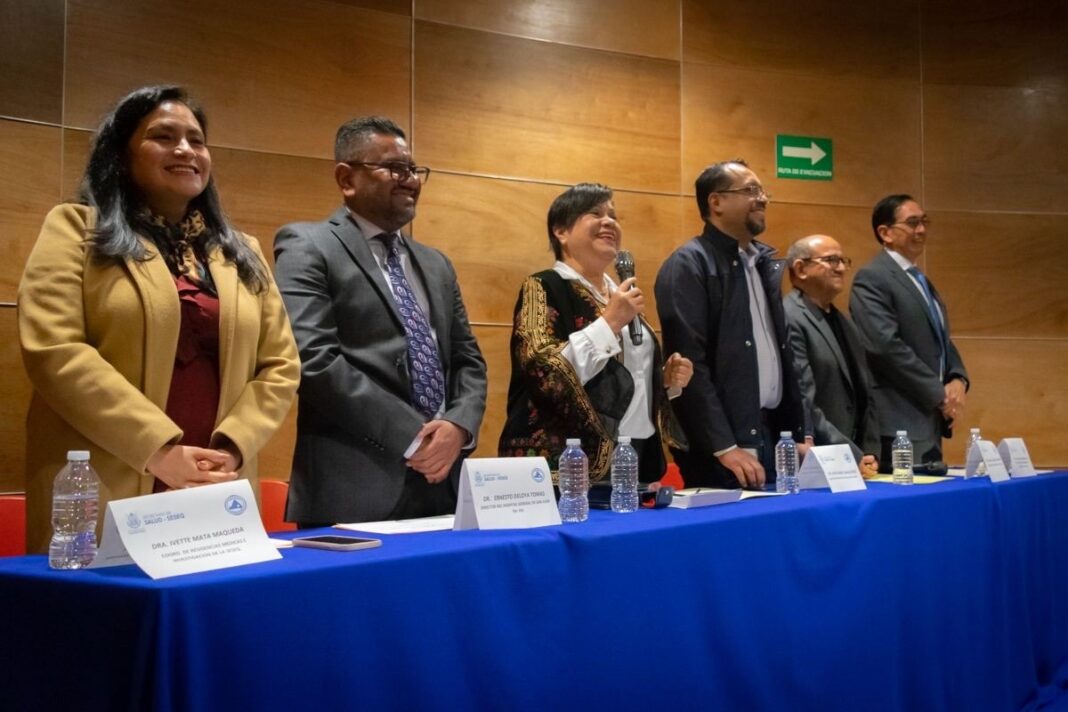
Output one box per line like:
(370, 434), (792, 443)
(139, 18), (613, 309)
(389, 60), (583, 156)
(784, 235), (879, 476)
(274, 116), (487, 526)
(849, 194), (968, 470)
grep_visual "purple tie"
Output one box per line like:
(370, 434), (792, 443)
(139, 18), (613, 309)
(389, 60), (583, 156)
(379, 234), (445, 419)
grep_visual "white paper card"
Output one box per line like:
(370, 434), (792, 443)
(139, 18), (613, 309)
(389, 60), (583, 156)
(966, 440), (1010, 481)
(998, 438), (1038, 477)
(454, 457), (561, 530)
(797, 445), (867, 493)
(88, 480), (280, 579)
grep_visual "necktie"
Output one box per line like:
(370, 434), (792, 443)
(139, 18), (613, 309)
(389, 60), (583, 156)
(907, 266), (948, 375)
(379, 234), (445, 418)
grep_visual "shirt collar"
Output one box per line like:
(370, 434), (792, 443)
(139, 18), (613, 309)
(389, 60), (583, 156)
(553, 260), (617, 304)
(884, 247), (916, 271)
(347, 208), (402, 245)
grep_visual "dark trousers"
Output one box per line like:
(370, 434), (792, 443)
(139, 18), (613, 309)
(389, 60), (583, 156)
(673, 414), (778, 489)
(296, 467), (457, 529)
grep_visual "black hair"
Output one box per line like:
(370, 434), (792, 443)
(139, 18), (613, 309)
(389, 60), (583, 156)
(694, 159), (748, 221)
(80, 85), (268, 294)
(871, 194), (914, 244)
(546, 183), (614, 260)
(334, 116), (406, 162)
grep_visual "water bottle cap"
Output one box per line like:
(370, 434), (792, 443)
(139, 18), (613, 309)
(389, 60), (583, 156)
(617, 436), (631, 444)
(565, 438), (581, 446)
(779, 431), (792, 438)
(896, 430), (907, 437)
(970, 428), (980, 434)
(67, 450), (90, 462)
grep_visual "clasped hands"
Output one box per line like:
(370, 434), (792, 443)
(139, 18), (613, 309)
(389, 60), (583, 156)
(147, 444), (241, 490)
(940, 378), (967, 421)
(407, 420), (467, 484)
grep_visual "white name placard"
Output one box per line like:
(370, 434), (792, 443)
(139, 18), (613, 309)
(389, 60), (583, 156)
(966, 440), (1010, 481)
(454, 457), (561, 530)
(998, 438), (1038, 477)
(89, 479), (280, 579)
(797, 444), (867, 493)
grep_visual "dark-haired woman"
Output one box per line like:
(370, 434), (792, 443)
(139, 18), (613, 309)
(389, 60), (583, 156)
(18, 86), (299, 552)
(498, 183), (693, 481)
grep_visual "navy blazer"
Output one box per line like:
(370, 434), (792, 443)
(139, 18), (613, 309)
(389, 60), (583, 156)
(655, 223), (805, 485)
(274, 206), (487, 523)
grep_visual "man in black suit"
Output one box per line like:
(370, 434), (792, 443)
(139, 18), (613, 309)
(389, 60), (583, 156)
(274, 116), (487, 526)
(655, 160), (807, 489)
(783, 234), (879, 475)
(849, 194), (968, 470)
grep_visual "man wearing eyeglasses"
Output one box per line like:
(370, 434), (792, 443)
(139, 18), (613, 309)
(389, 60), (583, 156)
(656, 159), (807, 489)
(849, 194), (968, 471)
(273, 116), (487, 527)
(784, 235), (879, 476)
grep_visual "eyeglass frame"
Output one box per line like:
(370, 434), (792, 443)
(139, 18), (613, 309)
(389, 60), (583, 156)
(888, 215), (931, 231)
(714, 184), (771, 201)
(800, 255), (853, 269)
(344, 161), (432, 183)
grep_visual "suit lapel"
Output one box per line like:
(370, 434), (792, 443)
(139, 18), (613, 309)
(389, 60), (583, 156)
(208, 246), (238, 425)
(797, 292), (853, 391)
(329, 207), (404, 330)
(124, 240), (180, 409)
(406, 240), (451, 370)
(879, 250), (941, 334)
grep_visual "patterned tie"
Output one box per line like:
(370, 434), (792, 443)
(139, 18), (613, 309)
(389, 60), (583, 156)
(379, 233), (445, 418)
(907, 266), (948, 375)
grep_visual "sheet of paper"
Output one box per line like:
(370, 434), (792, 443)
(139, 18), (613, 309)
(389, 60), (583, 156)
(869, 474), (951, 485)
(454, 457), (560, 530)
(89, 480), (280, 579)
(336, 515), (455, 534)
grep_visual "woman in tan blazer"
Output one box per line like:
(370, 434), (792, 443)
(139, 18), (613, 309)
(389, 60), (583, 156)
(18, 86), (300, 553)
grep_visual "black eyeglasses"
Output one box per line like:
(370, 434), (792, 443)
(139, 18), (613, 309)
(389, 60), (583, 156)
(801, 255), (852, 269)
(890, 216), (931, 230)
(716, 184), (771, 201)
(346, 161), (431, 183)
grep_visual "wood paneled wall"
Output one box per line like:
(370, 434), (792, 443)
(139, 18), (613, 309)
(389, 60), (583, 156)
(2, 0), (1065, 493)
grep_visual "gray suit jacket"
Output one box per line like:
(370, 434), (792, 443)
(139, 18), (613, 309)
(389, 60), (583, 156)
(849, 249), (967, 460)
(273, 206), (487, 523)
(784, 289), (880, 460)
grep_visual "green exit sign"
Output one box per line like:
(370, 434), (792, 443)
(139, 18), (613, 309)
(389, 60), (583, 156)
(776, 135), (833, 181)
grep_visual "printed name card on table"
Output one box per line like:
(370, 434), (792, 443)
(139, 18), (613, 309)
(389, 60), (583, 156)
(966, 440), (1010, 481)
(89, 479), (280, 579)
(998, 438), (1038, 477)
(454, 457), (561, 530)
(797, 445), (867, 493)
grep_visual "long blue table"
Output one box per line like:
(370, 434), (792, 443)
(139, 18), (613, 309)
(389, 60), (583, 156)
(2, 473), (1067, 711)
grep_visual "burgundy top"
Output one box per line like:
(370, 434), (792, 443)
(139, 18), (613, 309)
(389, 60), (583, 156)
(154, 274), (221, 492)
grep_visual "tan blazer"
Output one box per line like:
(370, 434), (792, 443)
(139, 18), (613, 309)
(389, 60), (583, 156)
(18, 204), (300, 553)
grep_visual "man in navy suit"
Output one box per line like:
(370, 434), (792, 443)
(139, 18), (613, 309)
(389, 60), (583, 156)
(655, 160), (806, 489)
(783, 234), (879, 476)
(849, 194), (968, 470)
(274, 116), (487, 526)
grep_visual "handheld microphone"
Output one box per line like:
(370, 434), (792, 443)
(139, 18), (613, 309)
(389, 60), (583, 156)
(614, 250), (642, 346)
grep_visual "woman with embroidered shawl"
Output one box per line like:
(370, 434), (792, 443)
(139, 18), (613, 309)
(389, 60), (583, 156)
(498, 183), (692, 481)
(18, 86), (299, 552)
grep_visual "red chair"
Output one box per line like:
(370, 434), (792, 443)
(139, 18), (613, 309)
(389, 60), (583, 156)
(661, 462), (684, 490)
(0, 494), (27, 557)
(259, 480), (296, 533)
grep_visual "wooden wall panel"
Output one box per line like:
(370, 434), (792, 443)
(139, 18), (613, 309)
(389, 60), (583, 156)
(923, 0), (1068, 88)
(0, 121), (62, 303)
(417, 173), (685, 326)
(681, 63), (922, 207)
(925, 211), (1068, 339)
(330, 0), (411, 15)
(0, 0), (64, 123)
(0, 306), (30, 492)
(61, 129), (91, 202)
(683, 0), (921, 81)
(416, 0), (680, 60)
(945, 338), (1068, 467)
(64, 0), (411, 158)
(471, 324), (510, 459)
(414, 22), (680, 193)
(924, 84), (1068, 213)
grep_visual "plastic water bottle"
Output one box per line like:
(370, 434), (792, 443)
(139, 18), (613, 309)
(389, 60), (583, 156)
(775, 432), (800, 494)
(610, 436), (640, 513)
(558, 438), (589, 523)
(966, 427), (985, 478)
(892, 431), (914, 485)
(49, 450), (100, 569)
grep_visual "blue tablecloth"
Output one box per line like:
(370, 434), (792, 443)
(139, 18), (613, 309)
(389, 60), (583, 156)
(2, 474), (1067, 711)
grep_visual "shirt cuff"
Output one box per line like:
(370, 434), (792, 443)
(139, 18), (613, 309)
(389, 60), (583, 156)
(666, 385), (682, 400)
(577, 316), (622, 356)
(713, 444), (738, 458)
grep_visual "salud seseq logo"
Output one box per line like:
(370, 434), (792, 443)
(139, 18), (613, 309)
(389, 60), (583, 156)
(531, 467), (546, 484)
(126, 512), (144, 533)
(473, 472), (485, 486)
(224, 495), (247, 515)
